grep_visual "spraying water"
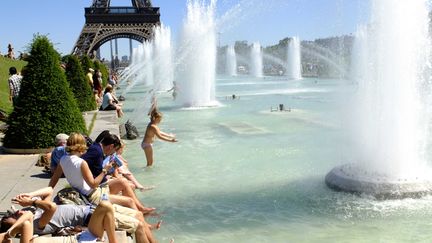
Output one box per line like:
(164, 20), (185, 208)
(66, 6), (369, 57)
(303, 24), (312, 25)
(286, 36), (302, 79)
(250, 42), (263, 77)
(153, 24), (174, 91)
(226, 45), (237, 76)
(176, 0), (218, 107)
(349, 0), (431, 177)
(143, 41), (154, 87)
(326, 0), (432, 198)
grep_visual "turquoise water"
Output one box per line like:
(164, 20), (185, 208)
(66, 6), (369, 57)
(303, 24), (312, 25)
(120, 76), (432, 242)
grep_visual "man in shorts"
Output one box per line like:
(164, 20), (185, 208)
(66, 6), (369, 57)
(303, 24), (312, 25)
(0, 187), (156, 243)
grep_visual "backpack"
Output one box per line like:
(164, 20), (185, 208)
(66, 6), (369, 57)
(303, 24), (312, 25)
(54, 187), (90, 206)
(125, 120), (139, 140)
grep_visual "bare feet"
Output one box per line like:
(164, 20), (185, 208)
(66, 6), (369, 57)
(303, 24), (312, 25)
(149, 220), (162, 230)
(137, 185), (156, 192)
(140, 206), (156, 215)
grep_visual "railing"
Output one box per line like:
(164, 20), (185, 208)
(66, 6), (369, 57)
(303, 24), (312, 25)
(85, 7), (160, 15)
(84, 7), (160, 24)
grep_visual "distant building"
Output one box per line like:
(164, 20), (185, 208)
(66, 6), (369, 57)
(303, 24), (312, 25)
(121, 55), (129, 62)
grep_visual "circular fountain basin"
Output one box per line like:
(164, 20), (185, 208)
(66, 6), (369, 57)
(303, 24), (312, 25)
(325, 164), (432, 199)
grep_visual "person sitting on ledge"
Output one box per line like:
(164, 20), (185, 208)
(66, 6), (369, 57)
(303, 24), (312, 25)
(101, 85), (123, 117)
(50, 133), (69, 173)
(47, 133), (161, 242)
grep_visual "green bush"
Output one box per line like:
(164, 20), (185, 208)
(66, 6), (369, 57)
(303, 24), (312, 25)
(65, 55), (96, 112)
(3, 36), (86, 149)
(80, 55), (94, 74)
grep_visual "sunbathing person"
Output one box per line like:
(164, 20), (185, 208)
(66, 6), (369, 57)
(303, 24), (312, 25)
(0, 209), (33, 242)
(142, 111), (178, 166)
(0, 187), (118, 242)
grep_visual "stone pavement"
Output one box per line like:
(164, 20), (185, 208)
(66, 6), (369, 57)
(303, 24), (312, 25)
(0, 110), (131, 242)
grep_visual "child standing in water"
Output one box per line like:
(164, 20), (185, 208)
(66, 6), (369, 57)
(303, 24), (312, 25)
(142, 111), (177, 166)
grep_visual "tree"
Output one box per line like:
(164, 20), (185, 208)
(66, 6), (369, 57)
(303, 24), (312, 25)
(3, 35), (86, 149)
(65, 55), (97, 112)
(80, 55), (94, 75)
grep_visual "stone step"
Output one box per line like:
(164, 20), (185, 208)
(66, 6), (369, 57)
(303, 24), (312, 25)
(12, 231), (132, 243)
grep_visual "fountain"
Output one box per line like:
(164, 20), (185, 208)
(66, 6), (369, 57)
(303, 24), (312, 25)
(286, 36), (302, 79)
(143, 41), (154, 87)
(153, 24), (174, 91)
(250, 42), (263, 77)
(325, 0), (432, 198)
(226, 45), (237, 76)
(176, 0), (218, 107)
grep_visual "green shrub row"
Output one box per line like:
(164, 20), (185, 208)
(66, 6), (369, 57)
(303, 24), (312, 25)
(3, 36), (87, 148)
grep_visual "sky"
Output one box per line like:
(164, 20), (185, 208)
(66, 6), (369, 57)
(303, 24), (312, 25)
(0, 0), (370, 59)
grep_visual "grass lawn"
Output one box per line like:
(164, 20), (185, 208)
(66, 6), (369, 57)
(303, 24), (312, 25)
(0, 56), (26, 113)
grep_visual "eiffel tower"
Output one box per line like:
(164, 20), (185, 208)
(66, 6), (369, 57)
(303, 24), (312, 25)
(72, 0), (160, 56)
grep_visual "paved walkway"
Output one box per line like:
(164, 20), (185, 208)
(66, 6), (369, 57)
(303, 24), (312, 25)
(0, 110), (130, 242)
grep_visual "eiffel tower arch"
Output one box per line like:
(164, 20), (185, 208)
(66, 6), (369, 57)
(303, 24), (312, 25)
(72, 0), (160, 57)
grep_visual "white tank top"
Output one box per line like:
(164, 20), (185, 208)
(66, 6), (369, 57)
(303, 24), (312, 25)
(60, 155), (93, 196)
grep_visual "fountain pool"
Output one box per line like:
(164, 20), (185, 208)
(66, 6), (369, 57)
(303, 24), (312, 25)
(118, 76), (432, 242)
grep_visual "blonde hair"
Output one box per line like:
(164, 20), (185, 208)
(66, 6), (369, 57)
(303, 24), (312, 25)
(66, 133), (88, 153)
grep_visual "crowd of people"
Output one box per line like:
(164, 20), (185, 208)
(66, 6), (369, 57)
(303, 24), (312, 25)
(2, 55), (179, 241)
(0, 130), (162, 242)
(86, 68), (124, 118)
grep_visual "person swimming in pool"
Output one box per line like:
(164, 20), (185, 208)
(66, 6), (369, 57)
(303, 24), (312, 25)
(142, 111), (178, 166)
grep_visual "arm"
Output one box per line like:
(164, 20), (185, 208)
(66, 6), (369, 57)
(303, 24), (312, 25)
(48, 164), (64, 189)
(1, 211), (33, 240)
(81, 160), (112, 188)
(8, 80), (13, 102)
(18, 187), (54, 201)
(153, 125), (177, 142)
(12, 188), (57, 230)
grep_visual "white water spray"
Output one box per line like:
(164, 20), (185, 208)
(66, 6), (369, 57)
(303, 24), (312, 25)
(153, 24), (174, 91)
(250, 42), (263, 77)
(286, 36), (301, 79)
(176, 0), (218, 107)
(226, 45), (237, 76)
(348, 0), (432, 178)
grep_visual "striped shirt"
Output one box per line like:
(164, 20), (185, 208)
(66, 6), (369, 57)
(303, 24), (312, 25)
(8, 74), (22, 97)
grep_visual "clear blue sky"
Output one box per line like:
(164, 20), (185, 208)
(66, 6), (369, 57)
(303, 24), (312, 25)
(0, 0), (370, 59)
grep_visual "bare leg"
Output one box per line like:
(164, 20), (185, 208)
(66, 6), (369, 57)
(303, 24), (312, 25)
(123, 173), (145, 189)
(144, 146), (153, 166)
(108, 178), (155, 214)
(109, 194), (138, 210)
(134, 221), (150, 243)
(19, 220), (32, 243)
(88, 201), (118, 243)
(135, 212), (157, 243)
(0, 212), (34, 243)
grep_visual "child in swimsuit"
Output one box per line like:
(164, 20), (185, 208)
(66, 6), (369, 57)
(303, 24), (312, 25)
(142, 111), (177, 166)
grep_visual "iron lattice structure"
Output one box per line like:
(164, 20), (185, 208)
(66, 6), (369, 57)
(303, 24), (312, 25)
(72, 0), (159, 56)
